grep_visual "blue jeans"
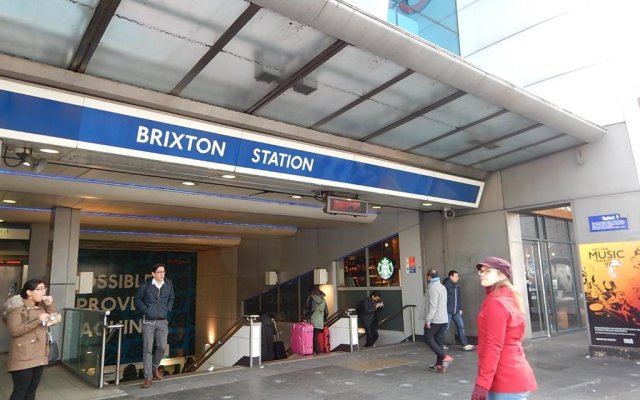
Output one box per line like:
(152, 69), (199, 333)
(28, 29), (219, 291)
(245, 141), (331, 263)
(446, 312), (469, 346)
(488, 391), (530, 400)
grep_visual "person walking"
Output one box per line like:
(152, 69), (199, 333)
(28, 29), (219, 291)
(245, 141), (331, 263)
(134, 263), (175, 389)
(357, 290), (383, 347)
(421, 269), (452, 372)
(305, 285), (328, 354)
(443, 270), (475, 351)
(472, 257), (537, 400)
(2, 279), (57, 400)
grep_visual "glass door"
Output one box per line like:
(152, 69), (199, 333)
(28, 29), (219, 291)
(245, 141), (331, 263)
(523, 241), (550, 337)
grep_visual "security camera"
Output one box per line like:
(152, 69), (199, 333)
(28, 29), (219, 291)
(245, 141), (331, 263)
(443, 207), (456, 220)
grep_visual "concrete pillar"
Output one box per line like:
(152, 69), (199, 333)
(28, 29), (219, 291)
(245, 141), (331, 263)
(28, 223), (50, 281)
(48, 207), (80, 316)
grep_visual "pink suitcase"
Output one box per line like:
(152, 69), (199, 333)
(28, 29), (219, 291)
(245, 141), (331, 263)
(291, 322), (314, 355)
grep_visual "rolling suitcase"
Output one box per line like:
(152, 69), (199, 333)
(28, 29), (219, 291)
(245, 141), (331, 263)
(272, 319), (288, 360)
(316, 326), (331, 353)
(291, 322), (314, 355)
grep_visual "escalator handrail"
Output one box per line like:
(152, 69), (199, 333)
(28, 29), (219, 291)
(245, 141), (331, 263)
(188, 315), (257, 372)
(377, 304), (415, 328)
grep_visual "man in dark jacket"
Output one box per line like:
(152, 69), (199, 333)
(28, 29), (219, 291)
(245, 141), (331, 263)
(134, 263), (175, 388)
(443, 270), (475, 351)
(357, 290), (383, 347)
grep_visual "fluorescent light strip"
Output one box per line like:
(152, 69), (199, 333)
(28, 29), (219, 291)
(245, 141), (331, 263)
(81, 211), (297, 230)
(80, 229), (240, 240)
(0, 169), (321, 208)
(0, 205), (297, 230)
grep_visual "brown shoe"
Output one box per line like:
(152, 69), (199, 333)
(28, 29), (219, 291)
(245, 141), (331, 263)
(153, 369), (163, 381)
(142, 379), (152, 388)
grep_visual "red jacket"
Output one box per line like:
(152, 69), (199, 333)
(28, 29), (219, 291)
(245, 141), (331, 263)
(475, 287), (537, 393)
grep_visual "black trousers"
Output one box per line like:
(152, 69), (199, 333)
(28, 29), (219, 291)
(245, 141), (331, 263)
(424, 323), (448, 365)
(10, 366), (44, 400)
(364, 322), (379, 347)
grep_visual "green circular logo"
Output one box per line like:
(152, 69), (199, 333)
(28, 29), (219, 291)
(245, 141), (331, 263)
(377, 257), (395, 280)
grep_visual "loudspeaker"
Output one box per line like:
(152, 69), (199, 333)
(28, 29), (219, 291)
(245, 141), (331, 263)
(443, 207), (456, 220)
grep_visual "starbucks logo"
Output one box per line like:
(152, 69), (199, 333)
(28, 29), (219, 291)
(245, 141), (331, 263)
(377, 257), (394, 280)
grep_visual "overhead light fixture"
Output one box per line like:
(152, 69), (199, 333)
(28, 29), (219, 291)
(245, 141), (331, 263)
(290, 195), (302, 199)
(421, 202), (433, 207)
(0, 219), (4, 223)
(2, 199), (17, 204)
(181, 181), (196, 186)
(371, 205), (382, 209)
(221, 174), (236, 179)
(39, 148), (59, 154)
(2, 146), (48, 173)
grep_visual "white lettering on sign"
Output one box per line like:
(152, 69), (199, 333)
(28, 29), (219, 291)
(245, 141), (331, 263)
(137, 125), (226, 157)
(250, 148), (314, 172)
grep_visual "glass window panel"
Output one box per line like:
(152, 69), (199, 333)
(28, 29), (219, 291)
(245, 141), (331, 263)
(338, 289), (368, 312)
(368, 235), (400, 287)
(278, 279), (299, 322)
(546, 218), (570, 242)
(374, 290), (404, 331)
(520, 214), (538, 239)
(340, 249), (367, 287)
(548, 243), (581, 330)
(260, 288), (278, 320)
(0, 0), (98, 67)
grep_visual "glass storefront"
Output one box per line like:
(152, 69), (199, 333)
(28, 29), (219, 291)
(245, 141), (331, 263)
(521, 213), (583, 337)
(337, 234), (403, 331)
(387, 0), (460, 55)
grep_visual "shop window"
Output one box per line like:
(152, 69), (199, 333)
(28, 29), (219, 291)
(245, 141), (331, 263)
(368, 236), (400, 287)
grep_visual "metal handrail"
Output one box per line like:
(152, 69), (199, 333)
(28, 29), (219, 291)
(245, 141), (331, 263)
(360, 304), (417, 342)
(188, 314), (259, 372)
(325, 309), (351, 327)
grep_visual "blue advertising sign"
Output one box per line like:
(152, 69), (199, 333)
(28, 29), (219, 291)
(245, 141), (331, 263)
(588, 214), (629, 232)
(76, 250), (196, 365)
(0, 83), (484, 207)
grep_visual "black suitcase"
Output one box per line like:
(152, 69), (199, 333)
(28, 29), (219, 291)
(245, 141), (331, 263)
(272, 320), (288, 360)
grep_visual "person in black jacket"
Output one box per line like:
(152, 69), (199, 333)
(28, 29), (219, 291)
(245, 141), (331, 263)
(443, 270), (475, 351)
(134, 263), (175, 388)
(357, 291), (383, 347)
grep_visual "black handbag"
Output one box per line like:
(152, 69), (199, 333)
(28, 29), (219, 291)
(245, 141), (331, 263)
(48, 330), (59, 363)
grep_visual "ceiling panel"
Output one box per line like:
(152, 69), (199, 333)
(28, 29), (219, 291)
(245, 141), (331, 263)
(256, 46), (406, 127)
(370, 73), (458, 112)
(448, 125), (562, 166)
(180, 7), (336, 111)
(368, 117), (452, 150)
(471, 134), (582, 171)
(0, 0), (97, 67)
(420, 94), (503, 134)
(86, 0), (249, 92)
(320, 99), (409, 139)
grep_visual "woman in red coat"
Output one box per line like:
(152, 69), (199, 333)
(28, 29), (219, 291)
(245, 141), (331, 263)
(472, 257), (537, 400)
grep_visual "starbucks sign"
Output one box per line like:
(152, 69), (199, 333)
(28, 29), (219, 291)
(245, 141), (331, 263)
(377, 257), (395, 280)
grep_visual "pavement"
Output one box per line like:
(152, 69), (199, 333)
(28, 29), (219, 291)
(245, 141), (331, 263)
(3, 329), (640, 399)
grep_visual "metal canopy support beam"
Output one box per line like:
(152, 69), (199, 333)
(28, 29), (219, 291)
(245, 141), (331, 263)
(310, 69), (414, 129)
(359, 90), (466, 142)
(469, 133), (565, 169)
(245, 40), (348, 115)
(170, 3), (261, 96)
(406, 109), (509, 152)
(442, 123), (543, 161)
(68, 0), (121, 73)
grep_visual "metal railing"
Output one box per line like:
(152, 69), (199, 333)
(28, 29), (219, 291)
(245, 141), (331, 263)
(187, 315), (259, 372)
(361, 304), (417, 342)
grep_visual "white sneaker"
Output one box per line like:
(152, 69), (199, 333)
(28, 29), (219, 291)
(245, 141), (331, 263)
(461, 344), (476, 351)
(443, 345), (449, 350)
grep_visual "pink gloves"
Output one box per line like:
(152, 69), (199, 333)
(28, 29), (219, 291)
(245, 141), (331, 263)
(471, 384), (489, 400)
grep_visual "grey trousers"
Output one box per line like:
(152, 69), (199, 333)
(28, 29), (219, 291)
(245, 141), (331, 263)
(142, 319), (168, 379)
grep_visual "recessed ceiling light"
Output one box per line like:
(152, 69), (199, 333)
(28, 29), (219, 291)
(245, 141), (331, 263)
(421, 202), (433, 207)
(0, 219), (4, 223)
(221, 174), (236, 179)
(40, 148), (59, 154)
(181, 181), (196, 186)
(290, 195), (302, 199)
(2, 199), (17, 204)
(371, 205), (382, 209)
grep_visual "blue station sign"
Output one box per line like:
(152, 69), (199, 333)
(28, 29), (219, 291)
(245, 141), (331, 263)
(588, 213), (629, 232)
(0, 80), (484, 207)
